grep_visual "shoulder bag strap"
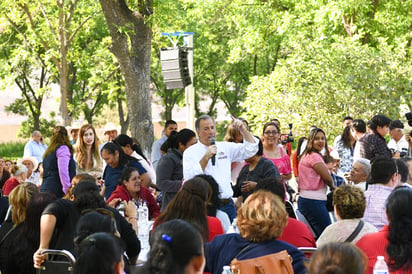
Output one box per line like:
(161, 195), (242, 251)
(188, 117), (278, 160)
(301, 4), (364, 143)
(344, 220), (364, 242)
(0, 225), (16, 247)
(234, 243), (252, 259)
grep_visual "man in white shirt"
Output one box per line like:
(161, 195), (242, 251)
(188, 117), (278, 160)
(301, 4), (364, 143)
(387, 120), (409, 158)
(183, 115), (258, 221)
(151, 120), (178, 170)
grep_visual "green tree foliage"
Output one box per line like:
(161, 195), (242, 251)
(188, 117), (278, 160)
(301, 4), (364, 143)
(0, 0), (117, 129)
(244, 39), (411, 139)
(18, 114), (57, 139)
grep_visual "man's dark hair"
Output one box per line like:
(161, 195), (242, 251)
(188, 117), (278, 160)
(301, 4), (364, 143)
(165, 120), (177, 128)
(195, 115), (215, 132)
(389, 120), (404, 130)
(369, 156), (397, 185)
(352, 119), (366, 133)
(343, 116), (353, 122)
(369, 115), (391, 131)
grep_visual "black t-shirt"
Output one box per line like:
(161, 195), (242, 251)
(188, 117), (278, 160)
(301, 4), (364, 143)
(43, 199), (80, 253)
(43, 199), (140, 258)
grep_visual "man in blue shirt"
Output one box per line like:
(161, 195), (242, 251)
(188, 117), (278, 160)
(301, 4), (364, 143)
(151, 120), (178, 170)
(23, 130), (47, 164)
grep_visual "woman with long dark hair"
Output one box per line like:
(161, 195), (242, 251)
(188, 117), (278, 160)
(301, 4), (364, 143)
(333, 126), (356, 175)
(75, 232), (125, 274)
(292, 137), (307, 184)
(115, 134), (156, 187)
(156, 129), (196, 211)
(40, 126), (76, 198)
(33, 177), (140, 269)
(153, 177), (223, 242)
(4, 193), (55, 274)
(298, 128), (334, 238)
(101, 142), (148, 199)
(356, 186), (412, 273)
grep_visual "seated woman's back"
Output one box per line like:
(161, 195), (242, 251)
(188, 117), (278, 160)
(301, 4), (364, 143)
(205, 191), (305, 274)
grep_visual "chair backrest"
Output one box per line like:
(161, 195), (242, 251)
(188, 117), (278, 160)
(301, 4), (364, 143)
(295, 209), (317, 238)
(329, 211), (337, 224)
(298, 247), (317, 260)
(37, 249), (76, 274)
(285, 200), (297, 219)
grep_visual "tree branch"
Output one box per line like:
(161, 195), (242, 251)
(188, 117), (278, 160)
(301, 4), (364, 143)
(67, 0), (80, 23)
(68, 15), (94, 45)
(3, 14), (49, 69)
(68, 67), (120, 116)
(19, 4), (61, 68)
(38, 2), (58, 38)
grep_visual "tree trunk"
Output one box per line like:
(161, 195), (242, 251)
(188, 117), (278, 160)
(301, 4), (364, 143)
(99, 0), (153, 155)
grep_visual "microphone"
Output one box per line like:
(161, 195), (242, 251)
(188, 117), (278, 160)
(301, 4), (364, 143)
(209, 137), (216, 166)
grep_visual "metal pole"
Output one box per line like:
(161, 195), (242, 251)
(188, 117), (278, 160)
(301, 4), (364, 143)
(184, 34), (195, 131)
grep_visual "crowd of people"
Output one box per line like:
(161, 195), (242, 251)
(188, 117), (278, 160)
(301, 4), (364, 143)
(0, 113), (410, 274)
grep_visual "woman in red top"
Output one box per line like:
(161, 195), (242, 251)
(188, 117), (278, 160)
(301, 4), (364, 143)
(356, 187), (412, 274)
(2, 164), (28, 196)
(107, 167), (160, 220)
(153, 177), (223, 242)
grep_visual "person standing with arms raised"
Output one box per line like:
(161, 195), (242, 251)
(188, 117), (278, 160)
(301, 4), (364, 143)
(183, 115), (258, 222)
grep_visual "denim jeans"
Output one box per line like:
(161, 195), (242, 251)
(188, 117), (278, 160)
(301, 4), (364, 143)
(298, 196), (331, 238)
(220, 199), (237, 223)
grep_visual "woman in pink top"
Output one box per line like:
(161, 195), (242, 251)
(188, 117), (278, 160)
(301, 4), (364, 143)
(262, 122), (292, 183)
(298, 127), (334, 238)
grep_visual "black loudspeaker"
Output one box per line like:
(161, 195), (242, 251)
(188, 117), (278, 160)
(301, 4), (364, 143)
(160, 47), (192, 89)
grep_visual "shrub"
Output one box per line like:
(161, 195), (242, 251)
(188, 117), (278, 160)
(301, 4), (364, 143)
(0, 141), (26, 160)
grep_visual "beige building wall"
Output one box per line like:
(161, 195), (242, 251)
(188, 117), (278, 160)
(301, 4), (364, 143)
(0, 124), (27, 142)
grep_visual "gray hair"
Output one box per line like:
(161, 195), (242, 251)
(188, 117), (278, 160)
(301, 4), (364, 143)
(355, 158), (371, 175)
(14, 164), (28, 176)
(195, 115), (215, 132)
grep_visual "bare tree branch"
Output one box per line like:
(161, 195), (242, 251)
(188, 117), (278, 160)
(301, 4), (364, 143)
(39, 1), (58, 38)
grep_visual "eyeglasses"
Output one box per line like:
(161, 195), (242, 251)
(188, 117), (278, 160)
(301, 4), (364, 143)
(264, 131), (279, 136)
